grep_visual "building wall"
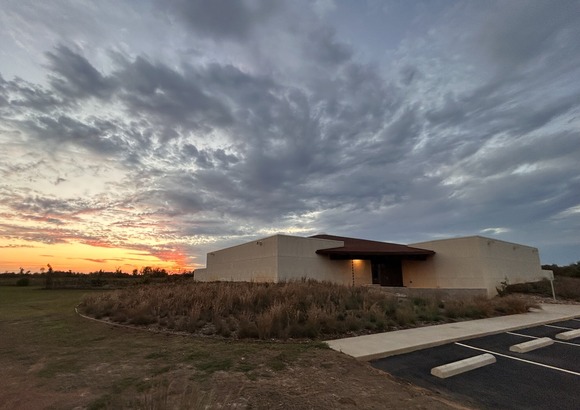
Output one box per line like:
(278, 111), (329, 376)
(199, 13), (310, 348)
(404, 237), (485, 290)
(352, 259), (373, 286)
(276, 235), (373, 285)
(195, 234), (373, 285)
(276, 235), (348, 283)
(274, 235), (371, 286)
(477, 237), (548, 293)
(402, 259), (438, 288)
(408, 236), (550, 297)
(195, 235), (279, 282)
(196, 234), (548, 296)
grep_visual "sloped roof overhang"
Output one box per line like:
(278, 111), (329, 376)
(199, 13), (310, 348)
(311, 234), (435, 261)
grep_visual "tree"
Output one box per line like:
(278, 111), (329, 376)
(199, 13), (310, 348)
(140, 266), (168, 277)
(45, 264), (54, 289)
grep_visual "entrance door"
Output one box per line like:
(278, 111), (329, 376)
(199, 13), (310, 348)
(371, 259), (403, 287)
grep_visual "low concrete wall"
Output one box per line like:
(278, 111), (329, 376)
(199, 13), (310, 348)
(365, 285), (487, 300)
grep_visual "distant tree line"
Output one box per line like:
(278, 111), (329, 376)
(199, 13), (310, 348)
(542, 261), (580, 278)
(1, 266), (194, 277)
(0, 265), (194, 289)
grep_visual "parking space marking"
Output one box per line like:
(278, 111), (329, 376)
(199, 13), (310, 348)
(507, 331), (536, 338)
(506, 331), (580, 347)
(544, 324), (574, 330)
(455, 342), (580, 376)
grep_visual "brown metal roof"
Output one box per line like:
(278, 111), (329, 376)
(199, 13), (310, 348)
(310, 234), (435, 259)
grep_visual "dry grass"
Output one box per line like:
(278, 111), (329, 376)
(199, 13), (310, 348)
(79, 280), (539, 340)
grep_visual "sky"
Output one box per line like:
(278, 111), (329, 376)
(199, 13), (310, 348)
(1, 0), (579, 273)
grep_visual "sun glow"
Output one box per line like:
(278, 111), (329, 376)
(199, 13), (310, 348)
(0, 240), (188, 273)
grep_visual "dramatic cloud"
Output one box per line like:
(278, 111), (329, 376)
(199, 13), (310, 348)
(0, 0), (579, 271)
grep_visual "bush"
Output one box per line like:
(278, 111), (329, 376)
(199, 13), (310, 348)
(492, 295), (539, 314)
(16, 277), (30, 287)
(542, 261), (580, 278)
(506, 277), (580, 302)
(506, 279), (551, 296)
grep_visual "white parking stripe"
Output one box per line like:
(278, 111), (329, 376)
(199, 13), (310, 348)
(544, 324), (574, 330)
(455, 342), (580, 376)
(506, 331), (536, 339)
(506, 332), (580, 347)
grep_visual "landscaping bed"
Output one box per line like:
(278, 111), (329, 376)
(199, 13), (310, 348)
(79, 280), (540, 340)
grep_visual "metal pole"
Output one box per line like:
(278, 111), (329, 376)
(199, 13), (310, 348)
(547, 271), (556, 301)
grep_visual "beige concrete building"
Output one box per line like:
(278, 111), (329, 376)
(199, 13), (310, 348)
(195, 234), (552, 297)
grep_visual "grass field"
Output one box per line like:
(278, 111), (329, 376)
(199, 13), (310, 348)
(0, 286), (458, 409)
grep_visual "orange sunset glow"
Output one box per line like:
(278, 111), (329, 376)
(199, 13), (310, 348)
(0, 190), (199, 273)
(0, 240), (191, 274)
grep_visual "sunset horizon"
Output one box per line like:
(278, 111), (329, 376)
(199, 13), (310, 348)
(0, 239), (192, 274)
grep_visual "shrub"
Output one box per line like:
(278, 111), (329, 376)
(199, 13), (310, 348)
(492, 295), (539, 314)
(90, 278), (106, 287)
(554, 277), (580, 301)
(506, 279), (551, 296)
(129, 313), (156, 326)
(16, 277), (30, 286)
(496, 277), (510, 297)
(394, 304), (416, 326)
(238, 320), (259, 339)
(443, 297), (493, 319)
(417, 299), (443, 322)
(505, 277), (580, 302)
(542, 261), (580, 278)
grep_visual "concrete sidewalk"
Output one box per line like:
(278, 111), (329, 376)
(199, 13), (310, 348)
(325, 304), (580, 361)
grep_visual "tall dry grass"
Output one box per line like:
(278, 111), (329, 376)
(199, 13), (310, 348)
(79, 280), (538, 340)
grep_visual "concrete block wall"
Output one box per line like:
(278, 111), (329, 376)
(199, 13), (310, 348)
(196, 235), (278, 282)
(477, 237), (547, 292)
(195, 234), (372, 285)
(275, 235), (372, 285)
(409, 236), (551, 297)
(404, 237), (486, 290)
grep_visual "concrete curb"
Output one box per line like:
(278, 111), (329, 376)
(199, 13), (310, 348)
(556, 329), (580, 341)
(509, 337), (554, 353)
(326, 304), (580, 361)
(431, 353), (496, 378)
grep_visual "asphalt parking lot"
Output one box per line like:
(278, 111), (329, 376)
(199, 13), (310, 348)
(372, 318), (580, 410)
